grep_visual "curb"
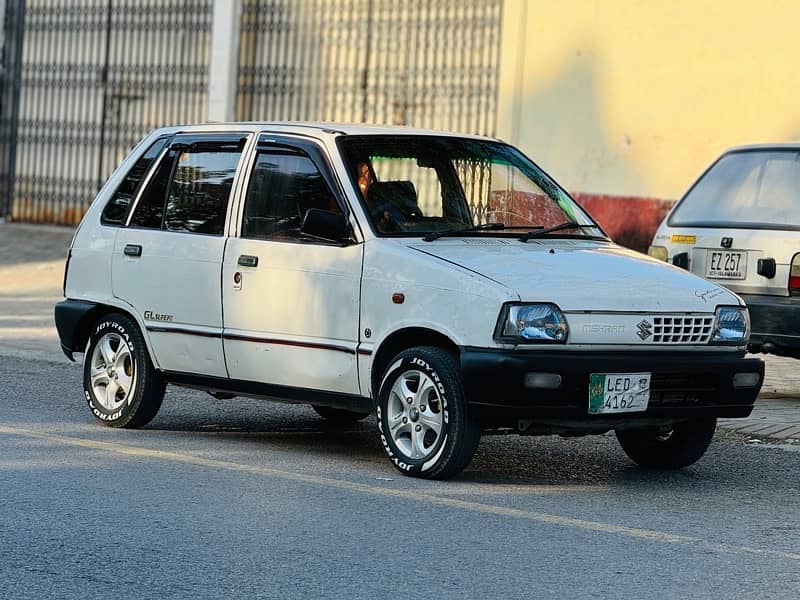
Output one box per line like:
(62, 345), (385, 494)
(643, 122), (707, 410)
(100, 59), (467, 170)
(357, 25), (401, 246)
(718, 419), (800, 443)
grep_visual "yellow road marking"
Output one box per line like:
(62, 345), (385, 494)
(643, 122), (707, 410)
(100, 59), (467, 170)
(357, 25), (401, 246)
(2, 425), (798, 562)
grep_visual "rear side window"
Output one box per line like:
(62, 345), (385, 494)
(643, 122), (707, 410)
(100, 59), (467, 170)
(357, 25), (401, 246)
(101, 137), (169, 225)
(671, 150), (800, 228)
(128, 138), (244, 234)
(129, 149), (178, 229)
(242, 151), (340, 240)
(163, 149), (241, 235)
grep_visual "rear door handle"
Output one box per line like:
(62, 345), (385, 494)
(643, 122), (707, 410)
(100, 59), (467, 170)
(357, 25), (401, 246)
(238, 255), (258, 267)
(124, 244), (142, 257)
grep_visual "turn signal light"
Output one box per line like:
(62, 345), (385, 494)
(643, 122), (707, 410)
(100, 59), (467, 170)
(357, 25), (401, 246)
(791, 253), (800, 296)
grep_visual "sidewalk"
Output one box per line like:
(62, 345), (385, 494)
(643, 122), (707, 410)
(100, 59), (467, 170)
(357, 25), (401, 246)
(1, 221), (798, 442)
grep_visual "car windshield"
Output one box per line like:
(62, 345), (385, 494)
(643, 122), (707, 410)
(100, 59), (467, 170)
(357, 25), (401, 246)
(670, 149), (800, 229)
(338, 135), (603, 238)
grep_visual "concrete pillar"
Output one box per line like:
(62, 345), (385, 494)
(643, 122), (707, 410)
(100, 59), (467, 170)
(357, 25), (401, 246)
(208, 0), (242, 122)
(495, 0), (529, 146)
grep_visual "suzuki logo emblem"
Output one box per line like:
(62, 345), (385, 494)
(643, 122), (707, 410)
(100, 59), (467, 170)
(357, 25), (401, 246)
(721, 237), (733, 248)
(636, 319), (653, 341)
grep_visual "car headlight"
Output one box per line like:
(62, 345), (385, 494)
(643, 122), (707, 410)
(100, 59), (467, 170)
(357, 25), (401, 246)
(495, 303), (568, 344)
(711, 306), (749, 344)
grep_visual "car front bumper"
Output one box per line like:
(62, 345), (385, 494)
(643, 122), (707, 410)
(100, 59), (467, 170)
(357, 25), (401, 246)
(460, 348), (763, 427)
(741, 293), (800, 357)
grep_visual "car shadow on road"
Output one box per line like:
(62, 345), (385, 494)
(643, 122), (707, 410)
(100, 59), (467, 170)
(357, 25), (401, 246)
(141, 397), (796, 490)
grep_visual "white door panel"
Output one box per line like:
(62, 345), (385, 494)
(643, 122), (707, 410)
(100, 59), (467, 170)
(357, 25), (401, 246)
(112, 229), (227, 376)
(222, 238), (363, 393)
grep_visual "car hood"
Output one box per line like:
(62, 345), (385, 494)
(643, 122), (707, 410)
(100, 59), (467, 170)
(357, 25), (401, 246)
(407, 238), (741, 312)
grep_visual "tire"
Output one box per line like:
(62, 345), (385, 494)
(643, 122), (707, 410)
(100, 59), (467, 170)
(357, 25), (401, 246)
(376, 346), (481, 480)
(82, 313), (165, 428)
(616, 418), (717, 469)
(312, 405), (370, 423)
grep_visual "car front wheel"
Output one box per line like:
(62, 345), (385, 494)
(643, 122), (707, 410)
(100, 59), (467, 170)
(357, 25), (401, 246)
(377, 346), (481, 479)
(82, 313), (165, 428)
(616, 418), (717, 469)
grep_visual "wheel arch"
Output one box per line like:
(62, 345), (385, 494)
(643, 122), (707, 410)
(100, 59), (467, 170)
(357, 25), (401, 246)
(60, 300), (158, 368)
(369, 326), (460, 399)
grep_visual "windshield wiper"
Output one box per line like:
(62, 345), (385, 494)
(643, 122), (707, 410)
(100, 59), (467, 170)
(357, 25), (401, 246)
(518, 221), (601, 242)
(422, 222), (507, 242)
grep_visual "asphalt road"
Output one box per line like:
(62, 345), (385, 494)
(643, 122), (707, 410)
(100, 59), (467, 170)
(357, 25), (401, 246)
(1, 355), (798, 599)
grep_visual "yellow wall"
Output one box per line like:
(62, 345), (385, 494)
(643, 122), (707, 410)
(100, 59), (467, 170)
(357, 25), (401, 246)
(497, 0), (800, 200)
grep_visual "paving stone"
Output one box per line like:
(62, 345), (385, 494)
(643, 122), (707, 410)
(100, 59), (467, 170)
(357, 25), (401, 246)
(744, 424), (799, 438)
(770, 426), (800, 440)
(733, 423), (779, 435)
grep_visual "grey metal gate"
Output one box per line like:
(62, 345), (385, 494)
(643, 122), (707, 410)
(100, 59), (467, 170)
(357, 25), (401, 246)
(1, 0), (503, 224)
(3, 0), (213, 224)
(1, 1), (25, 220)
(236, 0), (503, 136)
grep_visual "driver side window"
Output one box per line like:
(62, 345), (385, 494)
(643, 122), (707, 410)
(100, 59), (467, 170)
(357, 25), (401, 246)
(242, 150), (339, 240)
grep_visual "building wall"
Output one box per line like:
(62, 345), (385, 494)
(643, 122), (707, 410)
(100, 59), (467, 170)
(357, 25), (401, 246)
(496, 0), (800, 246)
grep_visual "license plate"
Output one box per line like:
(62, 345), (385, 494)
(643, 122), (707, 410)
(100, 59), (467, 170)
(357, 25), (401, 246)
(706, 251), (746, 279)
(589, 373), (650, 415)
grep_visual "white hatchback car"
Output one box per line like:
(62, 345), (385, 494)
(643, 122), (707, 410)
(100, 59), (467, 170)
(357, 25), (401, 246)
(56, 123), (763, 479)
(650, 145), (800, 359)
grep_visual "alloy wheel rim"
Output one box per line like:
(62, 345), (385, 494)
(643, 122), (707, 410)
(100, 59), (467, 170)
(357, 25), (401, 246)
(387, 369), (445, 460)
(89, 332), (135, 412)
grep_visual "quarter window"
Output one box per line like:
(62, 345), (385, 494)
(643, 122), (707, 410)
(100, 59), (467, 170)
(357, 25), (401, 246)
(101, 136), (168, 225)
(242, 151), (340, 240)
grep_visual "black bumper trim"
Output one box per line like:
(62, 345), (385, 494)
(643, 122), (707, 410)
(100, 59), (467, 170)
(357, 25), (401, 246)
(54, 299), (99, 360)
(460, 347), (764, 424)
(741, 293), (800, 355)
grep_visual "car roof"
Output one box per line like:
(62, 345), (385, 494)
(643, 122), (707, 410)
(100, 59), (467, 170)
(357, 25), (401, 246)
(151, 121), (499, 142)
(724, 142), (800, 153)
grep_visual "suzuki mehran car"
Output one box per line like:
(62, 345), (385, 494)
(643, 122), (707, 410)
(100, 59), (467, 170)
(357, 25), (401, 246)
(56, 123), (764, 479)
(650, 144), (800, 359)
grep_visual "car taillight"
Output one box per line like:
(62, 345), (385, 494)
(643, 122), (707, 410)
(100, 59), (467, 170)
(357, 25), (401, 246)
(791, 253), (800, 296)
(647, 246), (668, 261)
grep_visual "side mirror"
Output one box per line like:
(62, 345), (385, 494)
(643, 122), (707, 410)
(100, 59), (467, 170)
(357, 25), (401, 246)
(300, 208), (351, 243)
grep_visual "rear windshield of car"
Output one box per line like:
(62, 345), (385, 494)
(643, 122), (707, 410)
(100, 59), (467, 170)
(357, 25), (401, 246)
(669, 149), (800, 229)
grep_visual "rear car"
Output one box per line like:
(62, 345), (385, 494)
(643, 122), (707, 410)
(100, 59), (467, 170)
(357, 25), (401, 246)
(650, 145), (800, 358)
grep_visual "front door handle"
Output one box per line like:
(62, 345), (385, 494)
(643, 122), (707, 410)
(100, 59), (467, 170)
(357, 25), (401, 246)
(238, 255), (258, 267)
(124, 244), (142, 257)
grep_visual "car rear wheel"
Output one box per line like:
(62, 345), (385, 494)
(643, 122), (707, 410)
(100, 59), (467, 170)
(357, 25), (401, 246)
(82, 313), (165, 428)
(616, 418), (717, 469)
(312, 405), (370, 423)
(376, 346), (481, 480)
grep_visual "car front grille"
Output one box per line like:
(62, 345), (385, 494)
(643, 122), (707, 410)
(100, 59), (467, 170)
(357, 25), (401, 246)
(651, 316), (715, 344)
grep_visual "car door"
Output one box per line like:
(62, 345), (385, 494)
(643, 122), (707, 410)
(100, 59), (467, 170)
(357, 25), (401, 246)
(222, 135), (364, 395)
(112, 133), (249, 376)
